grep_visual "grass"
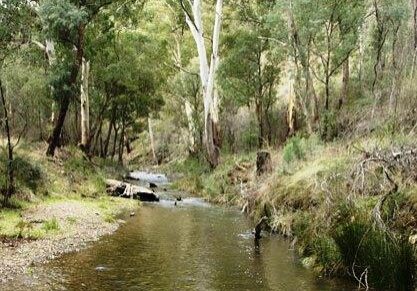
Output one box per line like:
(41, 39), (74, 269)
(0, 142), (139, 240)
(166, 131), (417, 289)
(167, 152), (256, 204)
(42, 218), (60, 232)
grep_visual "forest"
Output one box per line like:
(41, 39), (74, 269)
(1, 0), (417, 290)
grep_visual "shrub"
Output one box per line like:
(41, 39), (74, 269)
(64, 154), (95, 177)
(283, 135), (305, 163)
(283, 134), (321, 164)
(0, 153), (44, 196)
(320, 110), (338, 141)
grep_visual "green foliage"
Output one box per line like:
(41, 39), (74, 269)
(0, 0), (32, 60)
(311, 235), (341, 273)
(320, 111), (338, 141)
(39, 0), (88, 42)
(63, 151), (95, 176)
(283, 135), (321, 164)
(42, 218), (60, 232)
(103, 213), (116, 223)
(334, 220), (415, 290)
(332, 202), (416, 290)
(15, 220), (33, 238)
(0, 152), (44, 196)
(283, 136), (306, 163)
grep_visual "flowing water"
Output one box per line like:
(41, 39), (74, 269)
(5, 194), (353, 291)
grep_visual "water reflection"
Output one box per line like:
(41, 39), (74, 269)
(2, 200), (352, 290)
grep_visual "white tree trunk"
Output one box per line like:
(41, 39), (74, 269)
(172, 31), (198, 153)
(80, 58), (90, 146)
(148, 117), (157, 163)
(286, 4), (297, 136)
(183, 0), (223, 167)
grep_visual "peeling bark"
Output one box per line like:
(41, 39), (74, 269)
(182, 0), (223, 168)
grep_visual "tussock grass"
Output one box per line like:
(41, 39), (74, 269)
(168, 132), (417, 289)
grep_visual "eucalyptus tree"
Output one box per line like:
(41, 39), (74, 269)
(307, 0), (366, 112)
(38, 0), (144, 157)
(179, 0), (224, 168)
(0, 0), (32, 203)
(168, 63), (203, 154)
(85, 16), (166, 162)
(270, 0), (320, 135)
(164, 1), (202, 155)
(370, 0), (410, 115)
(220, 22), (282, 148)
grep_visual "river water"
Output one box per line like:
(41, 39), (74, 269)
(5, 195), (352, 291)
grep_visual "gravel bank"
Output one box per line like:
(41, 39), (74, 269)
(0, 200), (136, 283)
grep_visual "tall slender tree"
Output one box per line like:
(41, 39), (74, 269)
(180, 0), (224, 168)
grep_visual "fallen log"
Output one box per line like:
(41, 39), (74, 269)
(106, 179), (160, 202)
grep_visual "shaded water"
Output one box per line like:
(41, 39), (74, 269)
(5, 198), (352, 290)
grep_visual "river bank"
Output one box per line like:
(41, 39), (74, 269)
(164, 133), (417, 290)
(0, 199), (138, 283)
(0, 143), (139, 282)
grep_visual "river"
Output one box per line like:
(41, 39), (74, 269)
(4, 192), (353, 290)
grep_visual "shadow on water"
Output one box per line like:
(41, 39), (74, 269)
(3, 196), (354, 291)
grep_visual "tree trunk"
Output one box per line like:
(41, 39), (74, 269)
(80, 57), (90, 149)
(0, 78), (15, 203)
(287, 57), (296, 137)
(33, 39), (57, 124)
(46, 40), (57, 124)
(325, 73), (330, 111)
(256, 151), (272, 176)
(148, 117), (157, 164)
(103, 120), (114, 158)
(46, 94), (72, 156)
(46, 24), (85, 157)
(118, 123), (125, 164)
(339, 57), (349, 110)
(172, 31), (199, 155)
(412, 0), (417, 77)
(255, 100), (265, 148)
(182, 0), (223, 168)
(92, 120), (102, 156)
(111, 124), (119, 160)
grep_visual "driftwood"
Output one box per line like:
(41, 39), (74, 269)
(351, 147), (417, 230)
(106, 179), (160, 202)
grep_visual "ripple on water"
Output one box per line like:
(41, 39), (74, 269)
(2, 197), (354, 291)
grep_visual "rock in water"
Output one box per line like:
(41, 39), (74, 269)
(255, 216), (269, 240)
(256, 151), (272, 176)
(106, 179), (160, 202)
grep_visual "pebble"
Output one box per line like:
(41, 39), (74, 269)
(0, 201), (135, 284)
